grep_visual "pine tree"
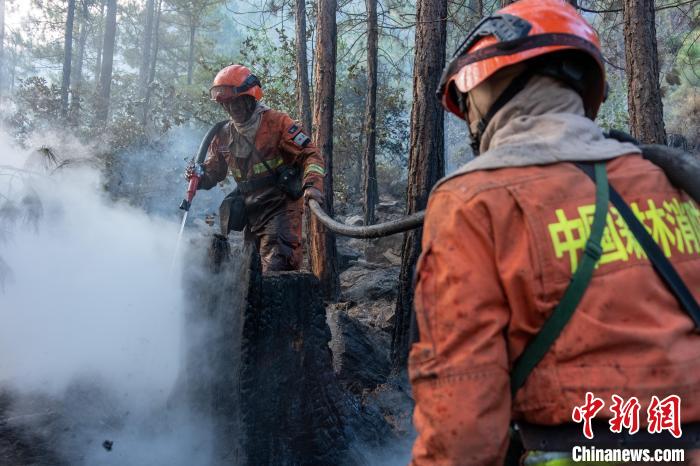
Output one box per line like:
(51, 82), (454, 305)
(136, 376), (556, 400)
(391, 0), (447, 369)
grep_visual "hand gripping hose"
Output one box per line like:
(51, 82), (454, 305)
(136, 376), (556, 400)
(179, 120), (228, 211)
(307, 200), (424, 239)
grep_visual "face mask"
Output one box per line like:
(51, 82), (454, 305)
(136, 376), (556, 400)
(223, 96), (256, 123)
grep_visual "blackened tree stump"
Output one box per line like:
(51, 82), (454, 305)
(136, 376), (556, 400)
(240, 270), (350, 465)
(185, 236), (391, 465)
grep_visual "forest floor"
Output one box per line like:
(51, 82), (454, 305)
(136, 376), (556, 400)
(329, 194), (416, 441)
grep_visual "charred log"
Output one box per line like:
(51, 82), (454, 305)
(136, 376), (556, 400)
(239, 270), (350, 464)
(183, 235), (392, 465)
(327, 306), (390, 394)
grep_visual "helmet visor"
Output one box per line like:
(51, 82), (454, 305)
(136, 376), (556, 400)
(210, 85), (238, 103)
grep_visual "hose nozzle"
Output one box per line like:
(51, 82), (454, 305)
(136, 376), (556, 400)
(180, 163), (204, 211)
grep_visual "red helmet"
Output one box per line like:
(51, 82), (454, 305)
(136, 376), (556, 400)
(438, 0), (605, 120)
(210, 64), (263, 103)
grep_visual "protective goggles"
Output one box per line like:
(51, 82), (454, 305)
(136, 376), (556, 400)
(209, 74), (261, 103)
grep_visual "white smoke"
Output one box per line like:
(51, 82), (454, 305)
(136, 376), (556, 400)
(105, 124), (227, 221)
(0, 130), (216, 465)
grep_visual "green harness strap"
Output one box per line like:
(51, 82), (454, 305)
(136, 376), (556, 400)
(510, 162), (609, 397)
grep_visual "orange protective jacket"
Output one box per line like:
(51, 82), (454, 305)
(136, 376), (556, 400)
(199, 109), (325, 193)
(411, 156), (700, 465)
(409, 78), (700, 465)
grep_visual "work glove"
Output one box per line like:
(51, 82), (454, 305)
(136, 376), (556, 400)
(303, 186), (324, 206)
(184, 162), (204, 181)
(184, 161), (195, 181)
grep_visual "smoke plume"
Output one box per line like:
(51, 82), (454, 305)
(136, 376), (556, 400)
(0, 129), (219, 465)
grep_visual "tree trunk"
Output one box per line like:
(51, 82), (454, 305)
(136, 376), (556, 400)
(70, 0), (90, 124)
(61, 0), (76, 117)
(623, 0), (666, 144)
(139, 0), (155, 93)
(139, 0), (155, 125)
(95, 0), (106, 83)
(144, 0), (162, 126)
(0, 0), (5, 97)
(391, 0), (446, 370)
(149, 0), (162, 84)
(295, 0), (312, 132)
(309, 0), (339, 300)
(8, 39), (14, 91)
(362, 0), (379, 226)
(97, 0), (117, 123)
(187, 22), (196, 85)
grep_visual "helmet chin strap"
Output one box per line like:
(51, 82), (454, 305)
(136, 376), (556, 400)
(460, 69), (535, 155)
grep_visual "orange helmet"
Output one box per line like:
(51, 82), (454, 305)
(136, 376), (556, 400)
(438, 0), (605, 120)
(210, 64), (263, 103)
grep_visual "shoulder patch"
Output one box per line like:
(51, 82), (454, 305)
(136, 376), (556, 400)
(293, 131), (311, 148)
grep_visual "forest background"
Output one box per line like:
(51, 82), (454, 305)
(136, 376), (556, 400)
(5, 0), (698, 183)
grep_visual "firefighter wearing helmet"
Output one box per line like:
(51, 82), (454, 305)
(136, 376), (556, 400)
(188, 64), (325, 272)
(409, 0), (700, 464)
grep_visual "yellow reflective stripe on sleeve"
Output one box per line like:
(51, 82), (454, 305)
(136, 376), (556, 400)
(304, 163), (325, 177)
(252, 156), (284, 175)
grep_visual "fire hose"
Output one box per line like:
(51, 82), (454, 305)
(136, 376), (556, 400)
(307, 200), (424, 238)
(180, 124), (700, 242)
(179, 120), (425, 239)
(306, 138), (700, 238)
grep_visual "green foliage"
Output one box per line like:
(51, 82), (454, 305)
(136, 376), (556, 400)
(333, 68), (409, 199)
(4, 0), (417, 210)
(239, 29), (297, 115)
(659, 5), (699, 148)
(666, 82), (700, 149)
(595, 73), (629, 133)
(677, 34), (700, 87)
(9, 77), (62, 137)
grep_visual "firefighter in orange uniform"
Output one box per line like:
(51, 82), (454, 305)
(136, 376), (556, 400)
(409, 0), (700, 464)
(189, 64), (325, 272)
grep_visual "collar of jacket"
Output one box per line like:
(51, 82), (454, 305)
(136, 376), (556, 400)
(437, 75), (640, 189)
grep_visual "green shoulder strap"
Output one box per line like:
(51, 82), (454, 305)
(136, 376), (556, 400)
(510, 162), (609, 397)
